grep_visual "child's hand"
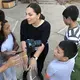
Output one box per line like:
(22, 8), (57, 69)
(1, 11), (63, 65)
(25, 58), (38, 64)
(7, 55), (21, 67)
(45, 73), (50, 80)
(3, 51), (17, 55)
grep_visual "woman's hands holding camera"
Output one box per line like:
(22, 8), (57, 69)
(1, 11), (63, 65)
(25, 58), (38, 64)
(29, 57), (37, 70)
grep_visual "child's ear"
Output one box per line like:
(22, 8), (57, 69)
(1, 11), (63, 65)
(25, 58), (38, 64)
(68, 17), (72, 21)
(63, 57), (69, 61)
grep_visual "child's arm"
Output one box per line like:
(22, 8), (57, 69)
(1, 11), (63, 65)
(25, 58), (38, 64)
(0, 54), (20, 73)
(45, 62), (55, 80)
(45, 73), (50, 79)
(13, 40), (19, 51)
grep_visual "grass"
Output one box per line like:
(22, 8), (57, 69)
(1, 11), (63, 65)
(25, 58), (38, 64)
(77, 18), (80, 25)
(78, 21), (80, 25)
(71, 48), (80, 80)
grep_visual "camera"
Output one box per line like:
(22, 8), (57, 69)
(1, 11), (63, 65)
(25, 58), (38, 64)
(1, 39), (41, 61)
(25, 39), (42, 57)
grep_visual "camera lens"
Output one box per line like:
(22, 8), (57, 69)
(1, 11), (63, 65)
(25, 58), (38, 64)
(35, 40), (42, 47)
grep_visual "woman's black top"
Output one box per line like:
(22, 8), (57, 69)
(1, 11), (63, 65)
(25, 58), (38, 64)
(20, 19), (51, 46)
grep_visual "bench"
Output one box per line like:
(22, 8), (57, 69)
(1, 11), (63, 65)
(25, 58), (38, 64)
(2, 0), (16, 8)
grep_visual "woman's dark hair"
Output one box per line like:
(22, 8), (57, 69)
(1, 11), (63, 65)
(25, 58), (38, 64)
(0, 10), (5, 22)
(59, 40), (78, 59)
(27, 3), (45, 20)
(62, 5), (79, 21)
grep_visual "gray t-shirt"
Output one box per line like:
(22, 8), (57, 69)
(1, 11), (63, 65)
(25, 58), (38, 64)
(0, 73), (4, 80)
(47, 58), (75, 80)
(0, 54), (4, 80)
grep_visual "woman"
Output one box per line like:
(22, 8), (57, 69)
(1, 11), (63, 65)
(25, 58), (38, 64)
(20, 3), (51, 80)
(0, 20), (19, 80)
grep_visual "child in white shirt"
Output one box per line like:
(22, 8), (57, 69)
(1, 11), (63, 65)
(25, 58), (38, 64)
(46, 40), (78, 80)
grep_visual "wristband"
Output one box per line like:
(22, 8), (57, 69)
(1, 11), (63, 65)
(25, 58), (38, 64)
(33, 56), (38, 60)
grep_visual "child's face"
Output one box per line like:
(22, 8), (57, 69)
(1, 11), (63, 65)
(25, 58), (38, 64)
(3, 22), (11, 36)
(63, 16), (71, 25)
(54, 46), (64, 60)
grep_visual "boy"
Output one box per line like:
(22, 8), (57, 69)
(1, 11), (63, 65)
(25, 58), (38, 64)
(62, 5), (80, 80)
(46, 40), (78, 80)
(62, 5), (80, 46)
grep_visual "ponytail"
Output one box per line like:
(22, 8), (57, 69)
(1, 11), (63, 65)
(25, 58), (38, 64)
(40, 14), (45, 20)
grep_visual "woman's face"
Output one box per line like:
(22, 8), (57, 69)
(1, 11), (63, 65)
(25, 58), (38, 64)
(26, 7), (40, 24)
(3, 22), (11, 36)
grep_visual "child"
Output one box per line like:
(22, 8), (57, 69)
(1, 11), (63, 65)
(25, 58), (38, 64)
(46, 40), (78, 80)
(62, 5), (80, 80)
(0, 10), (5, 31)
(0, 20), (19, 80)
(62, 5), (80, 46)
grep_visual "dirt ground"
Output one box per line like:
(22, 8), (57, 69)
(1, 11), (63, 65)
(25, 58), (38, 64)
(56, 0), (80, 5)
(71, 0), (80, 2)
(69, 0), (80, 3)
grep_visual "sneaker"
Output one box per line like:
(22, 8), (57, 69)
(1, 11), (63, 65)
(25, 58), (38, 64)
(38, 73), (44, 80)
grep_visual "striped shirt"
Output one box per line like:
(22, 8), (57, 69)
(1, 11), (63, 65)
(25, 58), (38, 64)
(64, 24), (80, 46)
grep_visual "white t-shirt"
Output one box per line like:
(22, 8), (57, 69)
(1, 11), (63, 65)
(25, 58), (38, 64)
(47, 58), (75, 80)
(1, 34), (14, 52)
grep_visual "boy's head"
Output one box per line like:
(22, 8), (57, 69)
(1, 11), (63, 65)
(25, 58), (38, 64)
(62, 5), (79, 25)
(54, 40), (78, 61)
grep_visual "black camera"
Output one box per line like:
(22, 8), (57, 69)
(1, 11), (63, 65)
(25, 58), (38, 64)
(25, 39), (42, 57)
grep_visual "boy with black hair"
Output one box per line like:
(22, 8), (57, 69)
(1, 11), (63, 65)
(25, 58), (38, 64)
(62, 5), (80, 80)
(46, 40), (78, 80)
(62, 5), (80, 46)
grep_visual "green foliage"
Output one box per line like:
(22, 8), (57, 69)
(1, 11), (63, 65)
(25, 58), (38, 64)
(77, 21), (80, 25)
(71, 48), (80, 80)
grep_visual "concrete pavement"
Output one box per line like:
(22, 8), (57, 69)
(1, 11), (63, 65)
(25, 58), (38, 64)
(1, 1), (80, 80)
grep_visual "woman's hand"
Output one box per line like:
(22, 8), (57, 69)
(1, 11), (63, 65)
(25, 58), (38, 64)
(22, 52), (28, 70)
(29, 57), (37, 70)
